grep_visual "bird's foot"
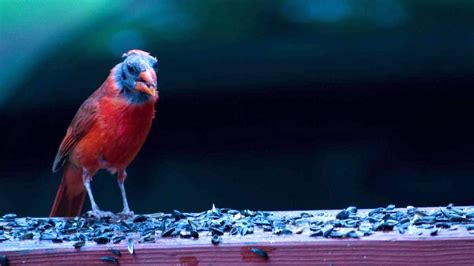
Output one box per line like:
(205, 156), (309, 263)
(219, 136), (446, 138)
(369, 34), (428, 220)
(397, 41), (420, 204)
(86, 209), (115, 219)
(118, 209), (135, 217)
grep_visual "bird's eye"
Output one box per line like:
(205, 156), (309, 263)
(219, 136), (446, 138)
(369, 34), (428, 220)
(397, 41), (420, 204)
(127, 64), (135, 74)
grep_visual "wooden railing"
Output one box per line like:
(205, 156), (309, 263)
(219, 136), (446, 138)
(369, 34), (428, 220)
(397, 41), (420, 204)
(1, 207), (473, 265)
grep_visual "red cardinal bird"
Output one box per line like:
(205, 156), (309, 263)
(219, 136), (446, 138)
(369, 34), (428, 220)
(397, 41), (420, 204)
(50, 49), (159, 217)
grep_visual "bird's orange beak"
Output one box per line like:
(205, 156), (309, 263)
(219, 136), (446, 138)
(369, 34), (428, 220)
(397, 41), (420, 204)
(135, 69), (157, 97)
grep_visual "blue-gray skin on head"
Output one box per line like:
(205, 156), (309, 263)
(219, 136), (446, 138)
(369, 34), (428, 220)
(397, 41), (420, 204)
(115, 52), (158, 104)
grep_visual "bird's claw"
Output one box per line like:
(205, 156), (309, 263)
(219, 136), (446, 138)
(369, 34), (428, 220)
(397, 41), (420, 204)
(86, 209), (115, 219)
(118, 210), (135, 217)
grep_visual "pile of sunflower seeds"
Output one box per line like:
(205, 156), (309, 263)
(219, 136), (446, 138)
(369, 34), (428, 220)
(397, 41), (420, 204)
(0, 204), (473, 247)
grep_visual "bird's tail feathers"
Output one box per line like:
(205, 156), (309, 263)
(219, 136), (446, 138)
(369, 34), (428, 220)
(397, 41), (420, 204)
(50, 163), (86, 217)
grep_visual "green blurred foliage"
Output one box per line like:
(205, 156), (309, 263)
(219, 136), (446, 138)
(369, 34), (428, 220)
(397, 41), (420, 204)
(1, 0), (474, 108)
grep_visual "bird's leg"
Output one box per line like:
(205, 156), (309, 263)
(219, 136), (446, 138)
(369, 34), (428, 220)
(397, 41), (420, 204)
(83, 170), (113, 218)
(83, 171), (99, 211)
(118, 170), (134, 216)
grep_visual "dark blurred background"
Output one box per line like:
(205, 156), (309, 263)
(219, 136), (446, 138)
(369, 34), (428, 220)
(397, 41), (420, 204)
(1, 0), (473, 216)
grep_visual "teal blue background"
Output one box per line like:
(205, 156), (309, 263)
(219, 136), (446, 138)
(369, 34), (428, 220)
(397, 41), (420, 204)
(0, 0), (473, 216)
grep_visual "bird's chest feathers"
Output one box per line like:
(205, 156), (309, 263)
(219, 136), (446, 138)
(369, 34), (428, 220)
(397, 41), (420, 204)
(97, 98), (154, 167)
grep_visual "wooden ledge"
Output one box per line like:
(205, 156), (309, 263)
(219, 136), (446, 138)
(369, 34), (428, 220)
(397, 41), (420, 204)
(1, 208), (474, 265)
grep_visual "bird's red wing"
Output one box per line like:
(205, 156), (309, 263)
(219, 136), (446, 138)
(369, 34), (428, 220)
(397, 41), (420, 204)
(52, 96), (99, 172)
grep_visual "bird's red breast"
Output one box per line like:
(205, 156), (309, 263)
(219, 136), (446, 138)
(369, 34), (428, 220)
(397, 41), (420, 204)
(70, 93), (155, 175)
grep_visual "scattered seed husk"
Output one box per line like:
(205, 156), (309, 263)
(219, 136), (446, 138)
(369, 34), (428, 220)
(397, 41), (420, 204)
(161, 226), (176, 237)
(346, 206), (358, 214)
(310, 229), (323, 237)
(322, 226), (334, 237)
(52, 238), (63, 243)
(110, 248), (121, 256)
(112, 235), (126, 244)
(273, 228), (292, 235)
(2, 214), (16, 220)
(94, 236), (110, 245)
(100, 256), (118, 264)
(39, 233), (57, 241)
(0, 204), (472, 248)
(466, 211), (474, 219)
(211, 235), (221, 245)
(127, 238), (134, 254)
(250, 247), (268, 259)
(329, 229), (346, 238)
(294, 227), (304, 234)
(0, 255), (7, 266)
(139, 233), (154, 243)
(133, 215), (148, 223)
(179, 230), (192, 238)
(347, 230), (360, 238)
(210, 227), (224, 236)
(336, 210), (350, 220)
(18, 232), (33, 240)
(190, 230), (199, 239)
(173, 210), (187, 220)
(73, 241), (85, 249)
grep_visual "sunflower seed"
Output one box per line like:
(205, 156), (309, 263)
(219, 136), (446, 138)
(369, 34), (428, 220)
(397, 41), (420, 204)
(111, 235), (126, 244)
(94, 235), (110, 244)
(210, 227), (224, 236)
(172, 210), (187, 220)
(368, 207), (384, 217)
(40, 233), (57, 241)
(300, 212), (313, 218)
(100, 256), (118, 264)
(250, 247), (268, 259)
(346, 206), (358, 214)
(133, 215), (148, 223)
(19, 232), (33, 240)
(161, 226), (176, 237)
(329, 229), (346, 238)
(0, 255), (7, 266)
(110, 248), (121, 256)
(2, 214), (16, 220)
(336, 210), (350, 220)
(466, 211), (474, 218)
(52, 238), (63, 243)
(310, 229), (323, 237)
(211, 235), (221, 245)
(73, 241), (85, 249)
(322, 226), (334, 237)
(294, 227), (304, 234)
(127, 238), (134, 254)
(179, 230), (192, 238)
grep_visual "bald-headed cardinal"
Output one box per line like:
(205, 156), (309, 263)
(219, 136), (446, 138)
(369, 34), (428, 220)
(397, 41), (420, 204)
(50, 49), (159, 217)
